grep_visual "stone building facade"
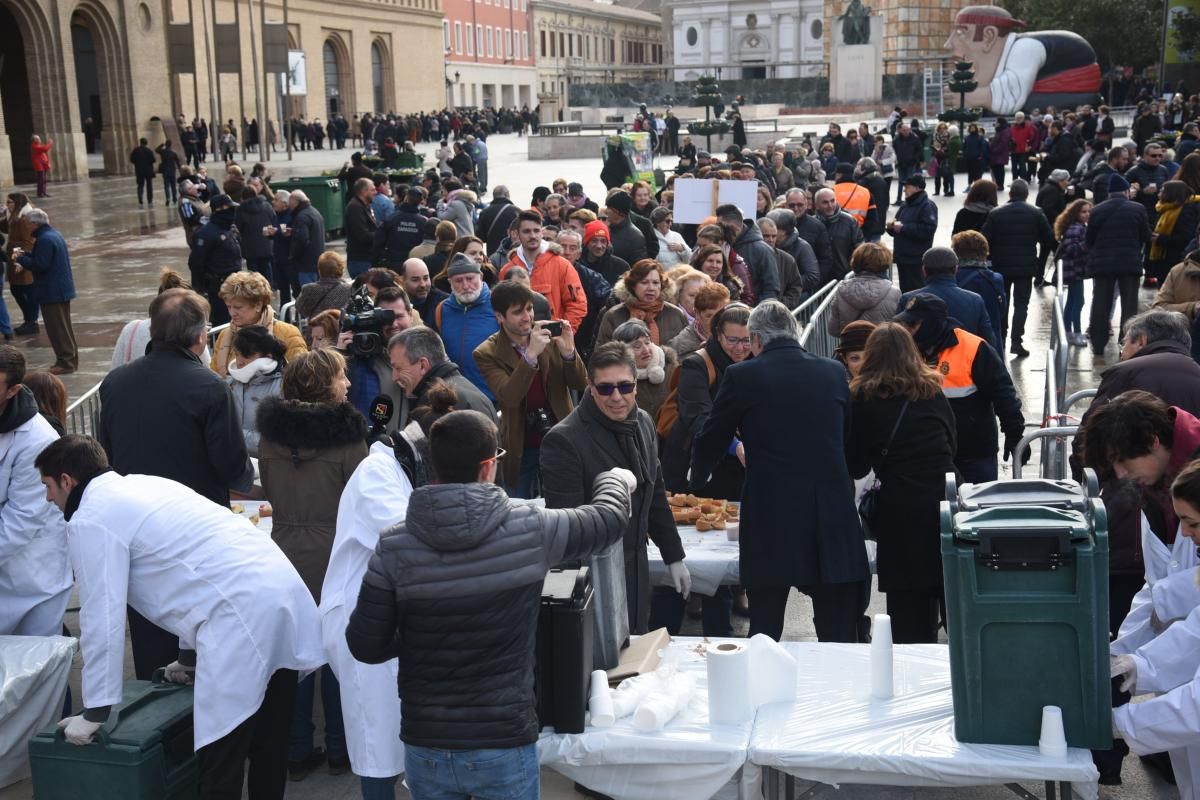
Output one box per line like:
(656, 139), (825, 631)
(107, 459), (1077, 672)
(0, 0), (445, 187)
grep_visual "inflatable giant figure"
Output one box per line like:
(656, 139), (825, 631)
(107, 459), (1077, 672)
(945, 6), (1101, 115)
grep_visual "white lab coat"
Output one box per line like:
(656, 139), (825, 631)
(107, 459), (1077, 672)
(0, 412), (70, 636)
(1111, 516), (1200, 799)
(1112, 513), (1200, 656)
(69, 472), (324, 749)
(318, 442), (411, 778)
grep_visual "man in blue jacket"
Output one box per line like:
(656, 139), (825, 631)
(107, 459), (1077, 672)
(1086, 173), (1152, 355)
(887, 174), (939, 293)
(433, 254), (499, 399)
(898, 246), (998, 350)
(14, 210), (77, 373)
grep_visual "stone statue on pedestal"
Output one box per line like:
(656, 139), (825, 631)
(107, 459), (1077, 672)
(840, 0), (872, 45)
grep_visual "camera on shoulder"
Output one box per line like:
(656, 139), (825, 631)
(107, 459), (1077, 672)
(341, 286), (396, 359)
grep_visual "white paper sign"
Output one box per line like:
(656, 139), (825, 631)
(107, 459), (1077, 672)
(285, 50), (307, 96)
(672, 179), (760, 224)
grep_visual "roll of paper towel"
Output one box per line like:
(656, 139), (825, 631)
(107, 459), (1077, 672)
(589, 670), (615, 727)
(871, 613), (894, 700)
(748, 634), (799, 707)
(706, 642), (753, 725)
(633, 673), (696, 731)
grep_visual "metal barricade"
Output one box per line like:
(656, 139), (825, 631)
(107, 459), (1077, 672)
(65, 382), (102, 437)
(794, 280), (840, 358)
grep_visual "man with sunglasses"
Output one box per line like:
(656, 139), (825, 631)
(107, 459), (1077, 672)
(783, 189), (834, 283)
(541, 342), (690, 634)
(1124, 143), (1169, 229)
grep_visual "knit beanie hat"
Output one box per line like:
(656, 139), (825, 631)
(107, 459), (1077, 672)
(446, 253), (481, 277)
(1107, 173), (1131, 195)
(583, 220), (611, 246)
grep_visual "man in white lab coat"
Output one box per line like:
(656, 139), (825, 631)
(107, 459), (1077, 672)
(37, 434), (324, 800)
(0, 346), (70, 636)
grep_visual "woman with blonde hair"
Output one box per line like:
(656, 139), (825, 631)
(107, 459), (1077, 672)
(669, 281), (730, 356)
(827, 242), (901, 335)
(1054, 199), (1092, 346)
(423, 220), (458, 282)
(848, 322), (956, 643)
(256, 347), (365, 779)
(211, 270), (306, 377)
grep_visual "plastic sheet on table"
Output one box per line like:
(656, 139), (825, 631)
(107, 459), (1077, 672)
(538, 638), (754, 800)
(745, 642), (1099, 799)
(0, 635), (77, 787)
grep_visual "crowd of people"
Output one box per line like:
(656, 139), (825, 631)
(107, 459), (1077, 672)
(7, 87), (1200, 799)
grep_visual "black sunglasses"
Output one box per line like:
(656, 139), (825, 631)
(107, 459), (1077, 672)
(594, 381), (636, 396)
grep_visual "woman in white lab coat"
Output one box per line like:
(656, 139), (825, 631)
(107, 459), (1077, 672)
(1113, 460), (1200, 799)
(40, 436), (324, 799)
(318, 385), (452, 799)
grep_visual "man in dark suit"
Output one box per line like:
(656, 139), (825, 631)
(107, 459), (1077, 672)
(689, 301), (870, 641)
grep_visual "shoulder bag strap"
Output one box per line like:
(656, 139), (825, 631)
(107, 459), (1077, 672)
(879, 399), (910, 459)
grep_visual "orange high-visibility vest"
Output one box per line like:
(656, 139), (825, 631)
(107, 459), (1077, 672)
(834, 182), (873, 228)
(936, 328), (984, 399)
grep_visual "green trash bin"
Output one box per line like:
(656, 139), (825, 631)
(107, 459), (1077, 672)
(940, 471), (1111, 750)
(29, 675), (196, 800)
(282, 176), (345, 239)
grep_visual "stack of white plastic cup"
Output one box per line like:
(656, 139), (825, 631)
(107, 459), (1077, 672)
(1039, 705), (1068, 758)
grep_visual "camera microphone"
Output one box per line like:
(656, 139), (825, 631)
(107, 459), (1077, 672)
(368, 394), (395, 445)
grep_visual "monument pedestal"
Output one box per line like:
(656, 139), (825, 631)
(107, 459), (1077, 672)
(538, 92), (562, 124)
(829, 16), (883, 104)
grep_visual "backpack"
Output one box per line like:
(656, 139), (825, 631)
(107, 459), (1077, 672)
(655, 348), (716, 440)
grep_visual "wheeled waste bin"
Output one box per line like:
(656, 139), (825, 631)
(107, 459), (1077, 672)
(29, 674), (196, 800)
(941, 471), (1111, 749)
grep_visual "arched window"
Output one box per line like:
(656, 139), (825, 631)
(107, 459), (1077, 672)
(323, 40), (341, 114)
(371, 42), (385, 113)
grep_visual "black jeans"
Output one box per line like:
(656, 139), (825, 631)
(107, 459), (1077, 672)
(11, 284), (39, 325)
(1002, 275), (1034, 346)
(747, 582), (865, 642)
(197, 668), (298, 800)
(1088, 275), (1140, 352)
(136, 175), (154, 203)
(897, 262), (924, 293)
(990, 164), (1006, 189)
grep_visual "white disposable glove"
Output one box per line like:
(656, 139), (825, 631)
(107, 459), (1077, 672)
(163, 660), (196, 686)
(1111, 654), (1137, 693)
(667, 561), (691, 599)
(57, 715), (103, 746)
(609, 467), (639, 493)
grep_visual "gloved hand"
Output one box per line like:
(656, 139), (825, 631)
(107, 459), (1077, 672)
(1111, 654), (1138, 693)
(163, 660), (196, 686)
(667, 561), (691, 599)
(609, 467), (639, 493)
(57, 715), (102, 746)
(1003, 433), (1032, 465)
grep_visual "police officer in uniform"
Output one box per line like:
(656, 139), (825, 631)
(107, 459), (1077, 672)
(187, 194), (243, 324)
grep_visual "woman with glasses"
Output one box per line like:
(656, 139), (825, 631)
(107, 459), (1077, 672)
(848, 323), (956, 644)
(611, 319), (678, 418)
(256, 348), (366, 780)
(595, 259), (689, 349)
(657, 303), (753, 634)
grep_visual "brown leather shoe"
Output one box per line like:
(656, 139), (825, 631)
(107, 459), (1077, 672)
(48, 365), (75, 376)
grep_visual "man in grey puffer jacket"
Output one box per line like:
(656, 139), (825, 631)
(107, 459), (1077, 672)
(346, 409), (635, 798)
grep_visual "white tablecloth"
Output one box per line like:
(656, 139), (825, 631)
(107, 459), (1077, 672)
(648, 527), (741, 596)
(746, 642), (1100, 799)
(537, 638), (754, 800)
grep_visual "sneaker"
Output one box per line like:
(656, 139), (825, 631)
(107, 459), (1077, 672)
(288, 747), (326, 782)
(1010, 342), (1030, 358)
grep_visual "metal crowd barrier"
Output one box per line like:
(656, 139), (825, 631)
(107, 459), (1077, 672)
(65, 301), (298, 437)
(794, 280), (839, 358)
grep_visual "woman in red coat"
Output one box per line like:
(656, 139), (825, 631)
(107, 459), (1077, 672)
(30, 136), (53, 198)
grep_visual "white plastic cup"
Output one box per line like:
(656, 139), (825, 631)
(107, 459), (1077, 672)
(1038, 705), (1068, 758)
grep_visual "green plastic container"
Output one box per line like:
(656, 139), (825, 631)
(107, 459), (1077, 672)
(29, 677), (196, 800)
(940, 473), (1111, 750)
(283, 176), (345, 238)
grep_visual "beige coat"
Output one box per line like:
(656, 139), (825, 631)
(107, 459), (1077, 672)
(1152, 255), (1200, 320)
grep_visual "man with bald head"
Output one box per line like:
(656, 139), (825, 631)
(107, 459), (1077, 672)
(401, 258), (448, 328)
(813, 188), (864, 282)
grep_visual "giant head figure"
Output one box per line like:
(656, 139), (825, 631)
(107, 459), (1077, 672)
(946, 5), (1100, 116)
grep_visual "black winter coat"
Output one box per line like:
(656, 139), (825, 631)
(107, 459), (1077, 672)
(609, 218), (648, 265)
(689, 338), (870, 589)
(778, 232), (822, 292)
(476, 198), (519, 254)
(793, 215), (835, 283)
(289, 202), (326, 276)
(849, 393), (957, 592)
(234, 195), (277, 261)
(892, 132), (923, 168)
(541, 397), (685, 634)
(858, 172), (890, 239)
(1036, 183), (1067, 232)
(890, 191), (938, 266)
(819, 211), (865, 281)
(98, 343), (252, 506)
(662, 336), (744, 497)
(952, 204), (993, 234)
(980, 200), (1055, 278)
(1125, 161), (1170, 222)
(188, 214), (242, 292)
(344, 197), (378, 262)
(733, 221), (782, 301)
(579, 248), (630, 287)
(1085, 197), (1151, 277)
(130, 146), (157, 178)
(346, 476), (631, 749)
(374, 203), (426, 267)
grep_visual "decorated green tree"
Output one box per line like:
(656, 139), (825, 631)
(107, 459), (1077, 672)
(939, 61), (982, 126)
(690, 75), (730, 153)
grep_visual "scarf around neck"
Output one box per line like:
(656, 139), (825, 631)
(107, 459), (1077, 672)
(578, 393), (654, 491)
(215, 305), (276, 377)
(1152, 196), (1200, 261)
(626, 299), (666, 344)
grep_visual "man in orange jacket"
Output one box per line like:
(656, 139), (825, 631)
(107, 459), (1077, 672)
(500, 210), (587, 330)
